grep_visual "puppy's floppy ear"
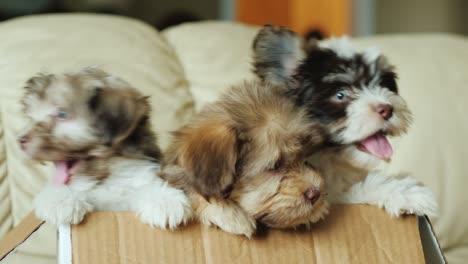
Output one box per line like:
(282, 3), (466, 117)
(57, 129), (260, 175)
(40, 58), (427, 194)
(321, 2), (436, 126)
(88, 87), (150, 146)
(252, 24), (305, 85)
(172, 119), (238, 198)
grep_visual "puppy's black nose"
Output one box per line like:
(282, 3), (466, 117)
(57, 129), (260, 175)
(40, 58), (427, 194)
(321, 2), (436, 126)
(376, 104), (393, 120)
(304, 187), (320, 204)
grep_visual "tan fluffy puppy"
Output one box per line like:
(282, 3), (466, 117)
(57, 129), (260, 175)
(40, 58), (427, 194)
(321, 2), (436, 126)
(161, 81), (329, 237)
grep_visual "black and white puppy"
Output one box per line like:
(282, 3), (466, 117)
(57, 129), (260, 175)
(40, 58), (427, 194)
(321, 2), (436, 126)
(252, 25), (437, 217)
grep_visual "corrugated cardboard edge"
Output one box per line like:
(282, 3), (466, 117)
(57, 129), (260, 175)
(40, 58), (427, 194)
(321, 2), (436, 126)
(418, 216), (446, 263)
(0, 212), (45, 261)
(2, 210), (446, 264)
(59, 208), (432, 263)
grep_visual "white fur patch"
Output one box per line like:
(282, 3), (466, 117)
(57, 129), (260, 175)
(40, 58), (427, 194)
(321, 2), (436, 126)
(363, 46), (381, 65)
(34, 158), (192, 229)
(27, 99), (56, 122)
(323, 36), (356, 59)
(54, 118), (97, 144)
(104, 76), (129, 88)
(336, 86), (412, 144)
(336, 172), (438, 217)
(34, 184), (94, 225)
(133, 180), (192, 230)
(308, 150), (438, 218)
(363, 47), (381, 80)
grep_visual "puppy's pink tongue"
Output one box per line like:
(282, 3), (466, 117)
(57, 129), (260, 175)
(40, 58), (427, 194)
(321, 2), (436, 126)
(359, 134), (393, 159)
(53, 161), (71, 185)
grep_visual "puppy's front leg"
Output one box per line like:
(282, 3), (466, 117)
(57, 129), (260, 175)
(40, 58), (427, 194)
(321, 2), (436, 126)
(34, 179), (94, 225)
(193, 194), (256, 237)
(132, 178), (192, 230)
(336, 172), (438, 217)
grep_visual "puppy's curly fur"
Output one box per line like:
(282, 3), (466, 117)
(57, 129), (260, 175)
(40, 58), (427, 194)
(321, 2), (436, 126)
(20, 67), (191, 228)
(161, 81), (329, 237)
(251, 25), (437, 217)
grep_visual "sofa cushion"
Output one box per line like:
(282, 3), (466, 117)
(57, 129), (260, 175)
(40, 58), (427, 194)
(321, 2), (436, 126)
(163, 22), (468, 263)
(0, 14), (194, 263)
(163, 22), (259, 111)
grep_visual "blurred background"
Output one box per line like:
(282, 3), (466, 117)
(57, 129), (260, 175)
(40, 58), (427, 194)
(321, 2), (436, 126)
(1, 0), (467, 37)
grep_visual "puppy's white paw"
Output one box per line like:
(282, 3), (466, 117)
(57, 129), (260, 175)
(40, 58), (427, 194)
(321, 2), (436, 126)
(135, 183), (192, 229)
(383, 183), (438, 217)
(338, 172), (438, 218)
(199, 201), (256, 238)
(34, 185), (93, 225)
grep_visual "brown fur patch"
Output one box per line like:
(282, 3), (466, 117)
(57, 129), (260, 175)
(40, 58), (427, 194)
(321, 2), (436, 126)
(164, 117), (237, 198)
(74, 158), (111, 180)
(89, 87), (148, 145)
(161, 80), (328, 234)
(232, 163), (328, 228)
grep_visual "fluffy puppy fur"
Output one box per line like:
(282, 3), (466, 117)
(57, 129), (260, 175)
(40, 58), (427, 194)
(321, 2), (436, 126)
(161, 81), (329, 237)
(19, 67), (191, 228)
(252, 25), (437, 217)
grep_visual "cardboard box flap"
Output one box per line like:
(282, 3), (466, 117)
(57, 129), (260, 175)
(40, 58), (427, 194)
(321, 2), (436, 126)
(64, 205), (436, 264)
(1, 206), (444, 263)
(0, 212), (45, 261)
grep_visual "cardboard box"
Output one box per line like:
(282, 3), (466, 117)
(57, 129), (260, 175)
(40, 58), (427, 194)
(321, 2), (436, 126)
(0, 205), (445, 264)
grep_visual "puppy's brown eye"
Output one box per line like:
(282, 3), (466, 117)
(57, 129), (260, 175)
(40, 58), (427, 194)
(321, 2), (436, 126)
(270, 159), (284, 172)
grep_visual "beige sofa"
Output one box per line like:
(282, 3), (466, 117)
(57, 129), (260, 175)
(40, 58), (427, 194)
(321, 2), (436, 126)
(0, 14), (467, 263)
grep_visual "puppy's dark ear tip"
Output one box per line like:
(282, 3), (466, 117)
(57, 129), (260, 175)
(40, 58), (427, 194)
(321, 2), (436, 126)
(304, 29), (325, 41)
(260, 24), (278, 34)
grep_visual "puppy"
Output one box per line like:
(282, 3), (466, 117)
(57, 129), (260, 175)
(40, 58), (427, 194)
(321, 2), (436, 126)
(19, 67), (191, 228)
(252, 25), (437, 217)
(161, 81), (329, 237)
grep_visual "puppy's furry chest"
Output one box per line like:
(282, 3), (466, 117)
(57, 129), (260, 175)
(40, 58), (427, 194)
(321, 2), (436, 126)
(69, 158), (162, 211)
